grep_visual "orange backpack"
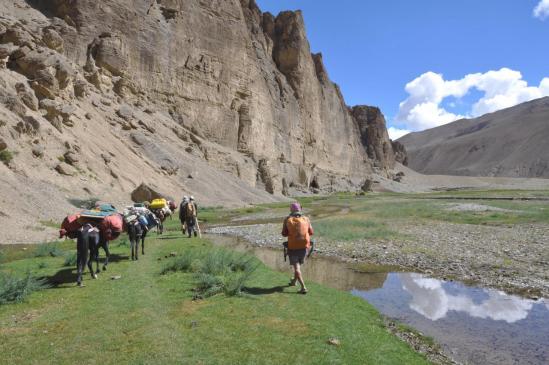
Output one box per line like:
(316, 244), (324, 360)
(286, 216), (310, 250)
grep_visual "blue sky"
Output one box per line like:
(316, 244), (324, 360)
(256, 0), (549, 138)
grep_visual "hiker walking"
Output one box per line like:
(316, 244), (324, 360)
(184, 196), (199, 238)
(179, 196), (189, 235)
(282, 202), (314, 294)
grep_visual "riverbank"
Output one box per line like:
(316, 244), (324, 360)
(207, 190), (549, 298)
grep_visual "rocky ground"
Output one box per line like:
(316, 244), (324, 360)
(208, 220), (549, 299)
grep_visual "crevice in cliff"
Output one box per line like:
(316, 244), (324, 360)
(257, 158), (274, 194)
(24, 0), (80, 28)
(237, 104), (252, 153)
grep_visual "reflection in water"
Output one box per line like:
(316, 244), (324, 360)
(211, 232), (549, 365)
(208, 234), (387, 291)
(401, 273), (534, 323)
(354, 273), (549, 365)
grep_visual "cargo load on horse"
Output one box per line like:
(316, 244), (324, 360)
(149, 198), (168, 210)
(59, 203), (121, 241)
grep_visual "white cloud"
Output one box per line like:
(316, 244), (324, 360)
(387, 127), (411, 140)
(534, 0), (549, 19)
(401, 273), (535, 323)
(397, 68), (549, 131)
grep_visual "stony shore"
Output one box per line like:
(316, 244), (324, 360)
(208, 221), (549, 298)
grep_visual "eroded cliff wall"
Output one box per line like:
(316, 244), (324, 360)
(0, 0), (401, 242)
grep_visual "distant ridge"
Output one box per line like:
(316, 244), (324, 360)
(398, 97), (549, 178)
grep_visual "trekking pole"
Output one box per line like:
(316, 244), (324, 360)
(307, 240), (315, 258)
(196, 219), (202, 238)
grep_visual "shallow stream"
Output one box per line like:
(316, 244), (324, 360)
(209, 233), (549, 365)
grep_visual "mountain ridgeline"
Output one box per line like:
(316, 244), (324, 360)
(398, 97), (549, 178)
(0, 0), (404, 211)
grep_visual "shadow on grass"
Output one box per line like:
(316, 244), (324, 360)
(42, 268), (78, 287)
(156, 236), (181, 240)
(244, 285), (289, 295)
(94, 253), (130, 263)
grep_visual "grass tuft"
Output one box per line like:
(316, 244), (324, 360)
(63, 252), (77, 266)
(0, 150), (14, 165)
(162, 248), (258, 298)
(34, 243), (65, 258)
(315, 217), (399, 241)
(0, 271), (49, 305)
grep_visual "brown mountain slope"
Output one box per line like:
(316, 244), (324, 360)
(398, 97), (549, 178)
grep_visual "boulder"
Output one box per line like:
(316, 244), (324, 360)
(138, 119), (155, 133)
(63, 151), (79, 165)
(42, 28), (64, 51)
(40, 99), (75, 127)
(15, 82), (39, 111)
(32, 145), (45, 157)
(101, 153), (112, 164)
(88, 34), (128, 76)
(113, 76), (138, 97)
(1, 27), (35, 47)
(361, 179), (373, 192)
(14, 115), (41, 136)
(131, 183), (167, 203)
(131, 132), (147, 145)
(0, 137), (7, 151)
(55, 162), (76, 176)
(117, 104), (133, 121)
(0, 43), (17, 68)
(73, 78), (89, 98)
(3, 95), (27, 117)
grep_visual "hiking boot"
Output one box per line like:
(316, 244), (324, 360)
(288, 278), (297, 287)
(299, 288), (308, 295)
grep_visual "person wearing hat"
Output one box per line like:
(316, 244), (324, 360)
(184, 196), (199, 238)
(281, 202), (314, 294)
(179, 196), (189, 235)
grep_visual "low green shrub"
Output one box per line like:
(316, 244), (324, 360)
(34, 243), (64, 258)
(161, 250), (198, 274)
(162, 248), (258, 299)
(63, 252), (77, 266)
(0, 150), (13, 165)
(0, 272), (49, 305)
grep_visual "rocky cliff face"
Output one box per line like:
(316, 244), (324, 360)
(351, 106), (396, 170)
(0, 0), (401, 242)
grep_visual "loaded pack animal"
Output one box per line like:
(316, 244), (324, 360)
(75, 223), (100, 286)
(149, 199), (172, 235)
(127, 220), (144, 260)
(124, 206), (159, 260)
(60, 208), (123, 286)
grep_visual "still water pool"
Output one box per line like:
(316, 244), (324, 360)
(210, 234), (549, 365)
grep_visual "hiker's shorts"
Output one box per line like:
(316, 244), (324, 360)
(288, 249), (307, 265)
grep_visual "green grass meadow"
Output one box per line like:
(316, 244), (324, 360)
(2, 189), (547, 364)
(0, 220), (429, 365)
